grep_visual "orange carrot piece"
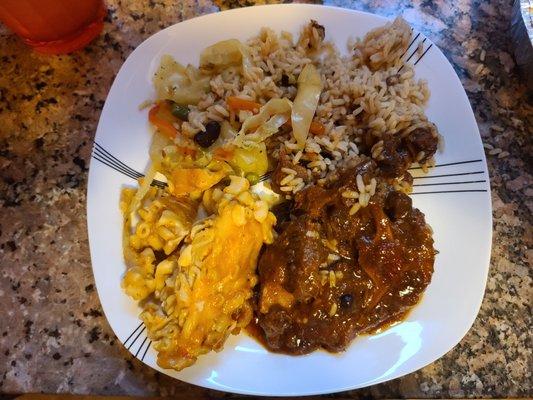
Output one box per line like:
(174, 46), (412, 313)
(148, 101), (178, 139)
(226, 96), (261, 113)
(309, 120), (325, 136)
(283, 119), (325, 136)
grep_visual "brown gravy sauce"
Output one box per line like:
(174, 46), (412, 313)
(251, 162), (436, 355)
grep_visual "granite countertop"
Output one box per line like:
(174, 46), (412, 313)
(0, 0), (531, 398)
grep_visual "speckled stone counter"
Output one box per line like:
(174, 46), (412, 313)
(0, 0), (531, 398)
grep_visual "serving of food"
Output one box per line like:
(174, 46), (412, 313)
(88, 5), (491, 394)
(120, 16), (439, 370)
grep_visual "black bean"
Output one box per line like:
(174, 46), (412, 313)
(340, 294), (353, 308)
(281, 74), (290, 86)
(194, 121), (220, 148)
(320, 149), (333, 159)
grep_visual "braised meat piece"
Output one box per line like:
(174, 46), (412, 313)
(271, 149), (308, 194)
(384, 190), (412, 220)
(255, 161), (435, 354)
(375, 127), (439, 178)
(404, 127), (439, 164)
(376, 135), (412, 178)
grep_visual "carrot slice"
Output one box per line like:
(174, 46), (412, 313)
(227, 96), (262, 113)
(283, 119), (325, 136)
(309, 120), (325, 136)
(148, 101), (179, 139)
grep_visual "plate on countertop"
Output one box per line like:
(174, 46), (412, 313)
(87, 4), (492, 396)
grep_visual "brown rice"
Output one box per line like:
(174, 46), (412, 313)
(182, 17), (436, 197)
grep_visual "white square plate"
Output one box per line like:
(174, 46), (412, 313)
(87, 4), (492, 396)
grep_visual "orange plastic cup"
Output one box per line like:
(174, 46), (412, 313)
(0, 0), (105, 54)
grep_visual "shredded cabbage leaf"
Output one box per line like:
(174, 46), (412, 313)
(149, 130), (173, 164)
(199, 39), (254, 78)
(291, 64), (323, 148)
(233, 98), (292, 147)
(153, 55), (210, 105)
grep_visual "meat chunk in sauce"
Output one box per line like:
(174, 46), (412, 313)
(376, 135), (412, 178)
(405, 127), (439, 164)
(374, 127), (439, 178)
(271, 149), (308, 194)
(255, 162), (435, 354)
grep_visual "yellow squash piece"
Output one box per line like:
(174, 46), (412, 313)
(229, 142), (269, 177)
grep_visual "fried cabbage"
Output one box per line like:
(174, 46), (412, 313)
(233, 98), (292, 147)
(291, 64), (323, 148)
(199, 39), (254, 78)
(153, 55), (210, 105)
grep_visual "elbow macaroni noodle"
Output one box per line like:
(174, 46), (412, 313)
(121, 156), (276, 370)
